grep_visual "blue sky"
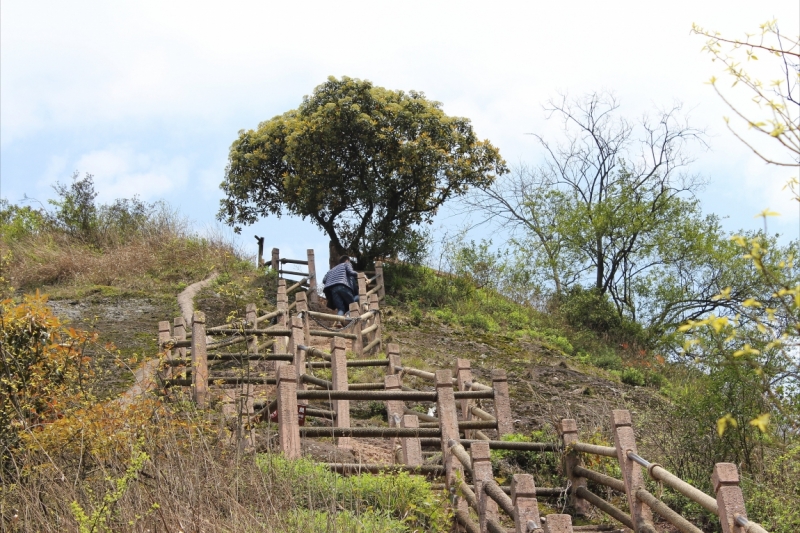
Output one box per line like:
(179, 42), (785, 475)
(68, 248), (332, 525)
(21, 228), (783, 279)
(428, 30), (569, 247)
(2, 1), (798, 264)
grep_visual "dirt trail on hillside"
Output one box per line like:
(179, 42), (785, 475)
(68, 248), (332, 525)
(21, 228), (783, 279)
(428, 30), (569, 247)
(118, 273), (218, 406)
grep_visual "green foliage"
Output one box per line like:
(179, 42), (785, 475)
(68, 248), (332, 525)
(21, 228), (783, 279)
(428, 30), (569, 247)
(70, 447), (150, 533)
(620, 367), (645, 386)
(48, 171), (99, 241)
(218, 76), (507, 268)
(560, 287), (643, 344)
(256, 453), (449, 531)
(282, 509), (406, 532)
(490, 431), (561, 488)
(742, 444), (800, 532)
(0, 199), (45, 241)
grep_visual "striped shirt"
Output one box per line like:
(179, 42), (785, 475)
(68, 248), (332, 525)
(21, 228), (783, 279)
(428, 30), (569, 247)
(322, 262), (358, 290)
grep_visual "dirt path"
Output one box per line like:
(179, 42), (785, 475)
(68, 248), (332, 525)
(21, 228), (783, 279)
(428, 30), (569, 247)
(177, 272), (218, 326)
(118, 273), (218, 405)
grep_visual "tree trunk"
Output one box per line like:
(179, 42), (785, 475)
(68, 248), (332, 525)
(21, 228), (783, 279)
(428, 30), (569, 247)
(328, 240), (346, 269)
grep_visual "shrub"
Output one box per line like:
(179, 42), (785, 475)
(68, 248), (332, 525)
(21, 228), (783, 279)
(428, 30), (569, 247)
(256, 454), (449, 531)
(621, 367), (645, 386)
(593, 352), (623, 371)
(459, 312), (498, 332)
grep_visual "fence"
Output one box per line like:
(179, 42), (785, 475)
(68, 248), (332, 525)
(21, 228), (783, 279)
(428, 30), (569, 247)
(266, 246), (386, 306)
(157, 255), (770, 533)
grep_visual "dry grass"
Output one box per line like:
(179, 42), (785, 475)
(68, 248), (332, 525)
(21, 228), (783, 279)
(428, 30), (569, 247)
(5, 223), (245, 294)
(1, 402), (303, 533)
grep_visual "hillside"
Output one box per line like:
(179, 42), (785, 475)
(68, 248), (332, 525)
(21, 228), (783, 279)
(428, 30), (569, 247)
(1, 225), (795, 532)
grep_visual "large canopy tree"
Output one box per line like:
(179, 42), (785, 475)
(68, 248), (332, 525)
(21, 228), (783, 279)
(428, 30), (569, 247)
(218, 76), (507, 268)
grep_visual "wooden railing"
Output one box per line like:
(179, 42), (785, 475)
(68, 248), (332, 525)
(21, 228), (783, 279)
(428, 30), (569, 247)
(159, 246), (771, 533)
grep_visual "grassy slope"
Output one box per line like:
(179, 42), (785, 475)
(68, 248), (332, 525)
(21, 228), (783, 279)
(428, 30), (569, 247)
(3, 236), (687, 531)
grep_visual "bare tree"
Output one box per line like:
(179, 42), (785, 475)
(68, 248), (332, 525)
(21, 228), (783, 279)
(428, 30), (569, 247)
(468, 92), (708, 319)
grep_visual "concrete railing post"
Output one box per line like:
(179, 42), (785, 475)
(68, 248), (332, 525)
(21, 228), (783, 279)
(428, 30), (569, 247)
(271, 247), (280, 272)
(275, 280), (288, 355)
(295, 292), (311, 347)
(387, 343), (401, 375)
(611, 410), (655, 533)
(191, 311), (208, 408)
(512, 474), (541, 533)
(290, 316), (306, 399)
(559, 419), (588, 516)
(368, 294), (382, 354)
(276, 364), (300, 459)
(158, 321), (172, 379)
(543, 514), (574, 533)
(384, 374), (405, 428)
(400, 414), (422, 467)
(307, 248), (319, 306)
(455, 358), (474, 439)
(246, 303), (259, 355)
(173, 316), (186, 359)
(357, 272), (368, 312)
(713, 463), (748, 533)
(173, 316), (186, 380)
(331, 337), (351, 450)
(436, 370), (465, 512)
(491, 369), (513, 438)
(375, 261), (385, 301)
(349, 301), (364, 357)
(472, 441), (498, 532)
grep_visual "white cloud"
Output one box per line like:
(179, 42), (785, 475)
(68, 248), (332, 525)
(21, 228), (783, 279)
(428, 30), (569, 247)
(71, 147), (189, 202)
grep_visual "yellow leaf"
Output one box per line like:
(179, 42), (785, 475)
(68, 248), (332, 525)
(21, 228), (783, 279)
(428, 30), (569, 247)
(742, 298), (762, 308)
(749, 413), (769, 432)
(717, 414), (738, 436)
(754, 209), (781, 218)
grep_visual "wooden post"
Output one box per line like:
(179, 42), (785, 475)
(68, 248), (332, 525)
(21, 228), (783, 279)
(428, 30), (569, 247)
(295, 291), (311, 345)
(384, 374), (405, 427)
(255, 235), (265, 267)
(455, 358), (474, 439)
(349, 302), (364, 357)
(307, 249), (319, 306)
(512, 474), (541, 533)
(368, 294), (382, 354)
(357, 272), (368, 312)
(491, 369), (513, 437)
(472, 441), (498, 532)
(559, 419), (588, 516)
(611, 410), (655, 533)
(400, 414), (422, 466)
(331, 337), (351, 450)
(375, 261), (385, 301)
(276, 364), (300, 459)
(543, 515), (574, 533)
(246, 303), (259, 355)
(271, 247), (280, 272)
(191, 311), (208, 408)
(275, 280), (288, 355)
(713, 463), (749, 533)
(437, 370), (464, 508)
(387, 343), (401, 375)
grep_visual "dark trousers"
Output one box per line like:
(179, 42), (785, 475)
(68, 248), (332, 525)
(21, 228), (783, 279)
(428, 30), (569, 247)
(329, 284), (356, 315)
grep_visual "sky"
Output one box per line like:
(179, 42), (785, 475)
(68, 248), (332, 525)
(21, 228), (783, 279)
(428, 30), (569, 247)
(2, 1), (798, 266)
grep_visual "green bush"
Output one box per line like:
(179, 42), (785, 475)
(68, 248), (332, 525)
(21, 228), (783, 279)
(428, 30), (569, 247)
(282, 509), (406, 532)
(459, 312), (498, 332)
(256, 454), (449, 531)
(489, 432), (561, 488)
(593, 352), (623, 371)
(621, 367), (645, 386)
